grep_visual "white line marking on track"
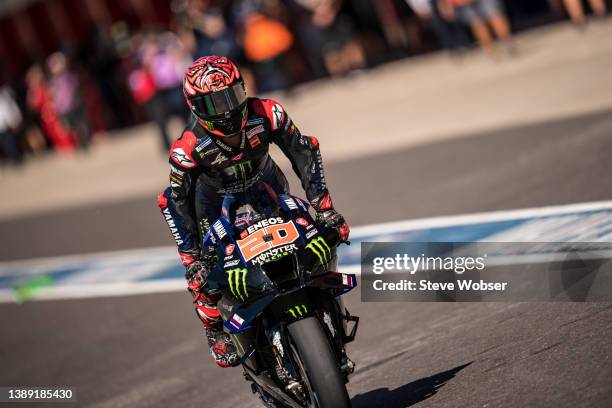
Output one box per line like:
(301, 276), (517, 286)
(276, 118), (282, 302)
(349, 200), (612, 238)
(2, 200), (612, 303)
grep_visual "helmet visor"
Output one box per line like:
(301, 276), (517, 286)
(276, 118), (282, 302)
(191, 83), (246, 119)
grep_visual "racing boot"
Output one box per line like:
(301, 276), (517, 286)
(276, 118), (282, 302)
(187, 261), (239, 368)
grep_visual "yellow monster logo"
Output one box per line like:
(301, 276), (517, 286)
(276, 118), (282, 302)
(226, 268), (248, 301)
(306, 236), (331, 264)
(288, 304), (308, 318)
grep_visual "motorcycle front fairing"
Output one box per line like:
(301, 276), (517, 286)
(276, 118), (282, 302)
(203, 192), (357, 338)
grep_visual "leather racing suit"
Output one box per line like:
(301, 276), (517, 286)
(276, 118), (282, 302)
(157, 97), (337, 359)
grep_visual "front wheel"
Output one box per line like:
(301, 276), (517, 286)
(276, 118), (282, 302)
(287, 316), (350, 408)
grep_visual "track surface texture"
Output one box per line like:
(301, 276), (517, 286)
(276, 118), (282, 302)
(2, 107), (612, 407)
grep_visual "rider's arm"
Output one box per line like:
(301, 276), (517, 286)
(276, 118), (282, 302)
(160, 130), (202, 265)
(254, 99), (335, 212)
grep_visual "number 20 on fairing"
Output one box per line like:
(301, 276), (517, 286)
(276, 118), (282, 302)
(237, 220), (300, 262)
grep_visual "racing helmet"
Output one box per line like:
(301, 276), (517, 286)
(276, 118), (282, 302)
(183, 56), (247, 137)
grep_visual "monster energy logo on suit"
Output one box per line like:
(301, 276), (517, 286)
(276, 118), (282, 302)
(229, 160), (252, 179)
(306, 236), (331, 264)
(288, 305), (308, 318)
(227, 268), (248, 301)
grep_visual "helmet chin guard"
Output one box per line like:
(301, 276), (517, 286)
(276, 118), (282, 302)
(199, 104), (248, 138)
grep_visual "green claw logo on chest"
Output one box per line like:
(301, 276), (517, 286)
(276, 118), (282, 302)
(228, 160), (253, 179)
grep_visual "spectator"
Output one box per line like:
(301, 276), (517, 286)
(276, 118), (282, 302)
(47, 52), (91, 150)
(187, 4), (243, 62)
(26, 65), (76, 153)
(0, 83), (24, 165)
(440, 0), (514, 55)
(239, 0), (295, 92)
(87, 22), (132, 129)
(372, 0), (410, 50)
(405, 0), (470, 54)
(560, 0), (607, 27)
(130, 31), (190, 150)
(149, 31), (191, 118)
(291, 0), (366, 78)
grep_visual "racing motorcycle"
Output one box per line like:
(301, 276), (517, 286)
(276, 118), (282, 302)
(204, 183), (359, 408)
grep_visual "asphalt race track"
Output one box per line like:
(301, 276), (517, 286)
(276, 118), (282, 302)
(2, 109), (612, 407)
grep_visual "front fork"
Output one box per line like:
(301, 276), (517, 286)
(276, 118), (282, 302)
(317, 293), (359, 378)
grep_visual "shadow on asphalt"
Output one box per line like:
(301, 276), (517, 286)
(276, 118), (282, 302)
(351, 362), (472, 407)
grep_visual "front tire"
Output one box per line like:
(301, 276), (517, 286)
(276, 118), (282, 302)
(287, 317), (350, 408)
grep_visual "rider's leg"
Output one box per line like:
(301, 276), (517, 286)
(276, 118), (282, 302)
(192, 181), (239, 367)
(158, 184), (237, 367)
(190, 169), (289, 367)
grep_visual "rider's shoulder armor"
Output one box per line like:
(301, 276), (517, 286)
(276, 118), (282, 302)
(250, 97), (287, 132)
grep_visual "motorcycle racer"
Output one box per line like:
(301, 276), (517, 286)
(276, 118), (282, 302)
(157, 55), (349, 367)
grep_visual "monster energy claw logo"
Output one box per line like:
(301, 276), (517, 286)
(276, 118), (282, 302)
(227, 268), (248, 300)
(229, 161), (253, 179)
(306, 236), (331, 264)
(288, 304), (308, 318)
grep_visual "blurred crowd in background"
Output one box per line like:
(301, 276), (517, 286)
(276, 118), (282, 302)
(0, 0), (609, 165)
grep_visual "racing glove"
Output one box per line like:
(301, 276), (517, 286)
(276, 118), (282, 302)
(185, 260), (208, 302)
(316, 209), (350, 242)
(185, 254), (218, 304)
(312, 191), (350, 241)
(186, 257), (223, 331)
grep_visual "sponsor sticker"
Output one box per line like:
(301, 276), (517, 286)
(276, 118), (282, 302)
(213, 220), (227, 239)
(284, 198), (298, 210)
(306, 229), (318, 239)
(203, 146), (220, 156)
(224, 259), (240, 268)
(170, 166), (185, 176)
(211, 152), (226, 166)
(246, 124), (264, 139)
(195, 137), (212, 152)
(235, 212), (254, 227)
(296, 218), (309, 227)
(214, 138), (233, 152)
(247, 217), (285, 234)
(250, 244), (298, 265)
(225, 244), (235, 256)
(296, 198), (309, 212)
(248, 136), (261, 148)
(239, 221), (301, 262)
(247, 118), (264, 126)
(230, 313), (245, 329)
(162, 208), (184, 245)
